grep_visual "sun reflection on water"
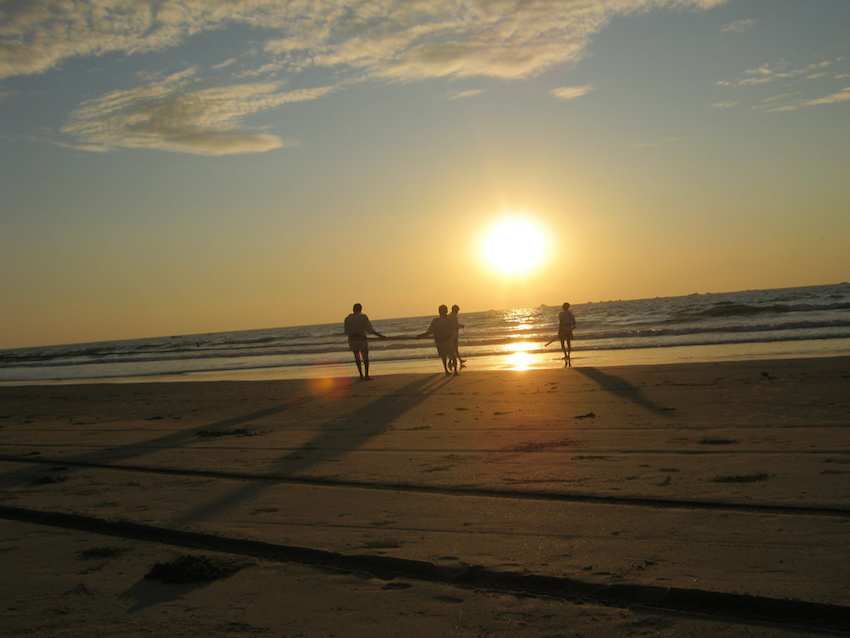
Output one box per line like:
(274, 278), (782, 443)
(504, 341), (537, 371)
(507, 350), (534, 371)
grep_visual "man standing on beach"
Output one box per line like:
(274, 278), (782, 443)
(558, 302), (576, 367)
(344, 303), (386, 380)
(419, 305), (457, 376)
(448, 304), (465, 370)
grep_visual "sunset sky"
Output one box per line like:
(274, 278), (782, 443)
(2, 0), (849, 348)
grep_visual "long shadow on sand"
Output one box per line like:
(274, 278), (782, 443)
(176, 374), (450, 524)
(0, 394), (312, 489)
(575, 367), (674, 416)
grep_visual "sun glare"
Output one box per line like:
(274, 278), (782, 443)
(482, 216), (547, 277)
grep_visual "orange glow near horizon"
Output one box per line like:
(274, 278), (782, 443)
(481, 215), (548, 277)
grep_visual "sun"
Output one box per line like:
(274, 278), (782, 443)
(481, 216), (548, 277)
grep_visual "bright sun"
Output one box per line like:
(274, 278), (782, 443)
(481, 216), (547, 276)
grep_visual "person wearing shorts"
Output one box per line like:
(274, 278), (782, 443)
(558, 302), (576, 367)
(448, 304), (465, 370)
(343, 303), (386, 380)
(419, 305), (457, 375)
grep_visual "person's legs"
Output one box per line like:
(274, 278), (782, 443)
(566, 335), (572, 367)
(440, 354), (450, 375)
(352, 350), (364, 378)
(560, 336), (568, 366)
(454, 339), (465, 369)
(363, 348), (371, 379)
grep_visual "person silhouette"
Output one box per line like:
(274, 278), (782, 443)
(557, 302), (576, 367)
(418, 305), (457, 375)
(343, 303), (386, 380)
(448, 304), (465, 370)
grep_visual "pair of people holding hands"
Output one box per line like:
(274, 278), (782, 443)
(343, 303), (464, 379)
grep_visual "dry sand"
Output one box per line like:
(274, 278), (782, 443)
(1, 356), (849, 635)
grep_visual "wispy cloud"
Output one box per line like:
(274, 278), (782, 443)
(718, 59), (836, 87)
(711, 100), (738, 109)
(237, 61), (288, 79)
(721, 18), (755, 33)
(62, 69), (334, 155)
(805, 86), (850, 107)
(448, 89), (484, 101)
(760, 92), (796, 104)
(551, 84), (594, 101)
(1, 1), (728, 81)
(760, 86), (850, 112)
(719, 56), (850, 113)
(211, 58), (238, 71)
(0, 1), (728, 155)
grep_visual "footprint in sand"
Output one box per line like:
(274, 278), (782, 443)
(78, 546), (130, 561)
(433, 595), (464, 603)
(712, 472), (771, 483)
(362, 540), (402, 550)
(699, 437), (737, 445)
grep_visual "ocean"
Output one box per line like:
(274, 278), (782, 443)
(2, 283), (850, 384)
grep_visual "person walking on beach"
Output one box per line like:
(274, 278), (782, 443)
(418, 305), (457, 376)
(448, 304), (466, 370)
(344, 303), (387, 380)
(557, 302), (576, 367)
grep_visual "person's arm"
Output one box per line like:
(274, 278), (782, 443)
(366, 319), (387, 339)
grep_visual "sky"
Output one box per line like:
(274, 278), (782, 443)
(1, 0), (849, 348)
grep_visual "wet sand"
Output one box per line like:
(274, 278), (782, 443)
(1, 356), (849, 635)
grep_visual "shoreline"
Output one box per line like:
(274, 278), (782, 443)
(2, 336), (849, 386)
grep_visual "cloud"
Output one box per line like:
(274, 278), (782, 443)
(760, 92), (796, 104)
(1, 1), (729, 81)
(551, 84), (594, 101)
(0, 89), (17, 102)
(760, 86), (850, 113)
(211, 58), (238, 71)
(711, 100), (738, 109)
(237, 61), (288, 79)
(718, 59), (836, 87)
(721, 18), (755, 33)
(448, 88), (483, 100)
(62, 69), (334, 155)
(1, 1), (728, 155)
(804, 86), (850, 107)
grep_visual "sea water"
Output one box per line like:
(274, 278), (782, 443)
(2, 283), (850, 383)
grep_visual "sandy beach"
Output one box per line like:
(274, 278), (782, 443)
(2, 356), (850, 635)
